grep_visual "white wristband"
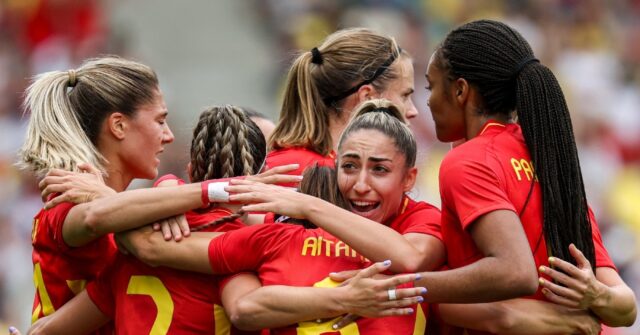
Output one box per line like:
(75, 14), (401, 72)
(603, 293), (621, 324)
(207, 182), (230, 203)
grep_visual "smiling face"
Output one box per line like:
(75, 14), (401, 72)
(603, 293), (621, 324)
(425, 51), (465, 142)
(119, 89), (175, 180)
(337, 129), (416, 224)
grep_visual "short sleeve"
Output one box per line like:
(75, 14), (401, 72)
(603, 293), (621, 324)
(86, 263), (116, 319)
(208, 224), (291, 274)
(395, 202), (442, 241)
(588, 209), (616, 270)
(440, 157), (516, 230)
(47, 201), (76, 250)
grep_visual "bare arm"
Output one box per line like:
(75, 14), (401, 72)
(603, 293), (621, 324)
(222, 262), (425, 331)
(117, 227), (220, 273)
(439, 299), (601, 335)
(228, 180), (444, 272)
(539, 244), (637, 327)
(416, 210), (538, 303)
(28, 290), (109, 335)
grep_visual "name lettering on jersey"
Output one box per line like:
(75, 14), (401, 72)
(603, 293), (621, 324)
(510, 158), (538, 182)
(301, 237), (366, 260)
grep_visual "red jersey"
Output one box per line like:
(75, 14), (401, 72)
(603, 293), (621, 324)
(265, 147), (335, 187)
(209, 220), (430, 334)
(438, 121), (615, 333)
(87, 208), (257, 335)
(31, 200), (116, 334)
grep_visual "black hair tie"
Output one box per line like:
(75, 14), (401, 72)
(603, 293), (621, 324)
(311, 47), (323, 65)
(511, 57), (539, 80)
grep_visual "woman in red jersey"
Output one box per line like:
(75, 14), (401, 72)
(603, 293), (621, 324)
(18, 57), (175, 333)
(266, 28), (418, 181)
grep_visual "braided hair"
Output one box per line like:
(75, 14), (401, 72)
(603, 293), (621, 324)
(189, 105), (266, 231)
(435, 20), (595, 269)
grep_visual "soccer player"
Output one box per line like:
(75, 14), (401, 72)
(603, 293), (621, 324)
(266, 28), (418, 181)
(419, 19), (634, 331)
(19, 57), (175, 334)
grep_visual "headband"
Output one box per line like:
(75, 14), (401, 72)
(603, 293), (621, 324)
(323, 49), (400, 106)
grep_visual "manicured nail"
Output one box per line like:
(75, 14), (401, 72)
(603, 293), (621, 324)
(9, 327), (17, 334)
(539, 266), (545, 273)
(415, 273), (422, 281)
(538, 278), (545, 285)
(407, 308), (414, 314)
(548, 257), (555, 264)
(417, 296), (424, 302)
(383, 260), (391, 266)
(421, 287), (427, 294)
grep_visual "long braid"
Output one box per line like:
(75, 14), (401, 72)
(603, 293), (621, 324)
(189, 105), (267, 231)
(439, 20), (595, 269)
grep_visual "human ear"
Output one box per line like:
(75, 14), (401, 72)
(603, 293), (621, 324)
(403, 167), (418, 192)
(107, 112), (127, 140)
(454, 78), (470, 104)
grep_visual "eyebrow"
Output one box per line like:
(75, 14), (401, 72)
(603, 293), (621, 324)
(369, 157), (392, 163)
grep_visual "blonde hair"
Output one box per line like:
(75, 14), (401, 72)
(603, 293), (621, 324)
(270, 28), (404, 156)
(19, 56), (158, 176)
(339, 98), (416, 167)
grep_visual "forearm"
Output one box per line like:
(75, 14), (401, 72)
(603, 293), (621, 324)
(29, 291), (110, 335)
(63, 183), (202, 246)
(419, 257), (537, 303)
(131, 232), (218, 273)
(305, 198), (430, 272)
(230, 285), (345, 330)
(440, 299), (594, 334)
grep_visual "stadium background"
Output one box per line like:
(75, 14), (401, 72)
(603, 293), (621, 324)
(0, 0), (638, 332)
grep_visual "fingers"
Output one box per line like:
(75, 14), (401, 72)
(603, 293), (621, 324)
(329, 269), (360, 284)
(352, 260), (392, 281)
(332, 314), (359, 330)
(568, 243), (591, 269)
(177, 215), (190, 238)
(8, 326), (20, 335)
(539, 265), (579, 289)
(539, 279), (580, 308)
(264, 164), (299, 175)
(169, 217), (183, 242)
(538, 277), (582, 301)
(152, 222), (161, 231)
(382, 273), (424, 289)
(44, 192), (72, 209)
(547, 256), (583, 279)
(160, 220), (172, 241)
(77, 163), (101, 177)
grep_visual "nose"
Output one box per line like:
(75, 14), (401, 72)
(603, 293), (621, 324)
(352, 171), (371, 194)
(405, 99), (418, 120)
(163, 123), (175, 144)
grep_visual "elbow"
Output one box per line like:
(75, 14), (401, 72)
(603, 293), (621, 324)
(484, 308), (518, 334)
(81, 204), (107, 238)
(228, 299), (262, 331)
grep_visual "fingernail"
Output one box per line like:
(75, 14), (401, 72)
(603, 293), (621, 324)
(296, 175), (304, 180)
(9, 327), (17, 334)
(332, 324), (339, 330)
(548, 257), (555, 263)
(542, 288), (549, 294)
(407, 308), (414, 314)
(421, 287), (427, 294)
(539, 266), (545, 273)
(538, 278), (545, 285)
(329, 272), (337, 276)
(415, 273), (421, 281)
(417, 296), (424, 302)
(383, 260), (391, 266)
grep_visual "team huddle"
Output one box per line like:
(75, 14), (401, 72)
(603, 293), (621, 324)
(12, 19), (637, 335)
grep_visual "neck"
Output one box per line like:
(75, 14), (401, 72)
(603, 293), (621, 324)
(328, 111), (350, 151)
(104, 167), (133, 192)
(465, 113), (512, 140)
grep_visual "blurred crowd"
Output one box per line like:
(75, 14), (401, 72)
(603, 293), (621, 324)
(1, 0), (638, 332)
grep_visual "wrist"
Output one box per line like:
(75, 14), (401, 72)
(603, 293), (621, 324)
(590, 280), (610, 310)
(200, 178), (234, 206)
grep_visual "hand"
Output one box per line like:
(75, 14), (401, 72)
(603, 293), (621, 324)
(245, 164), (303, 185)
(332, 260), (426, 330)
(227, 179), (312, 219)
(8, 326), (20, 335)
(538, 244), (605, 309)
(40, 163), (115, 209)
(151, 214), (190, 241)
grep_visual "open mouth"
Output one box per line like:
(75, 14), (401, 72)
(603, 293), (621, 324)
(350, 200), (380, 213)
